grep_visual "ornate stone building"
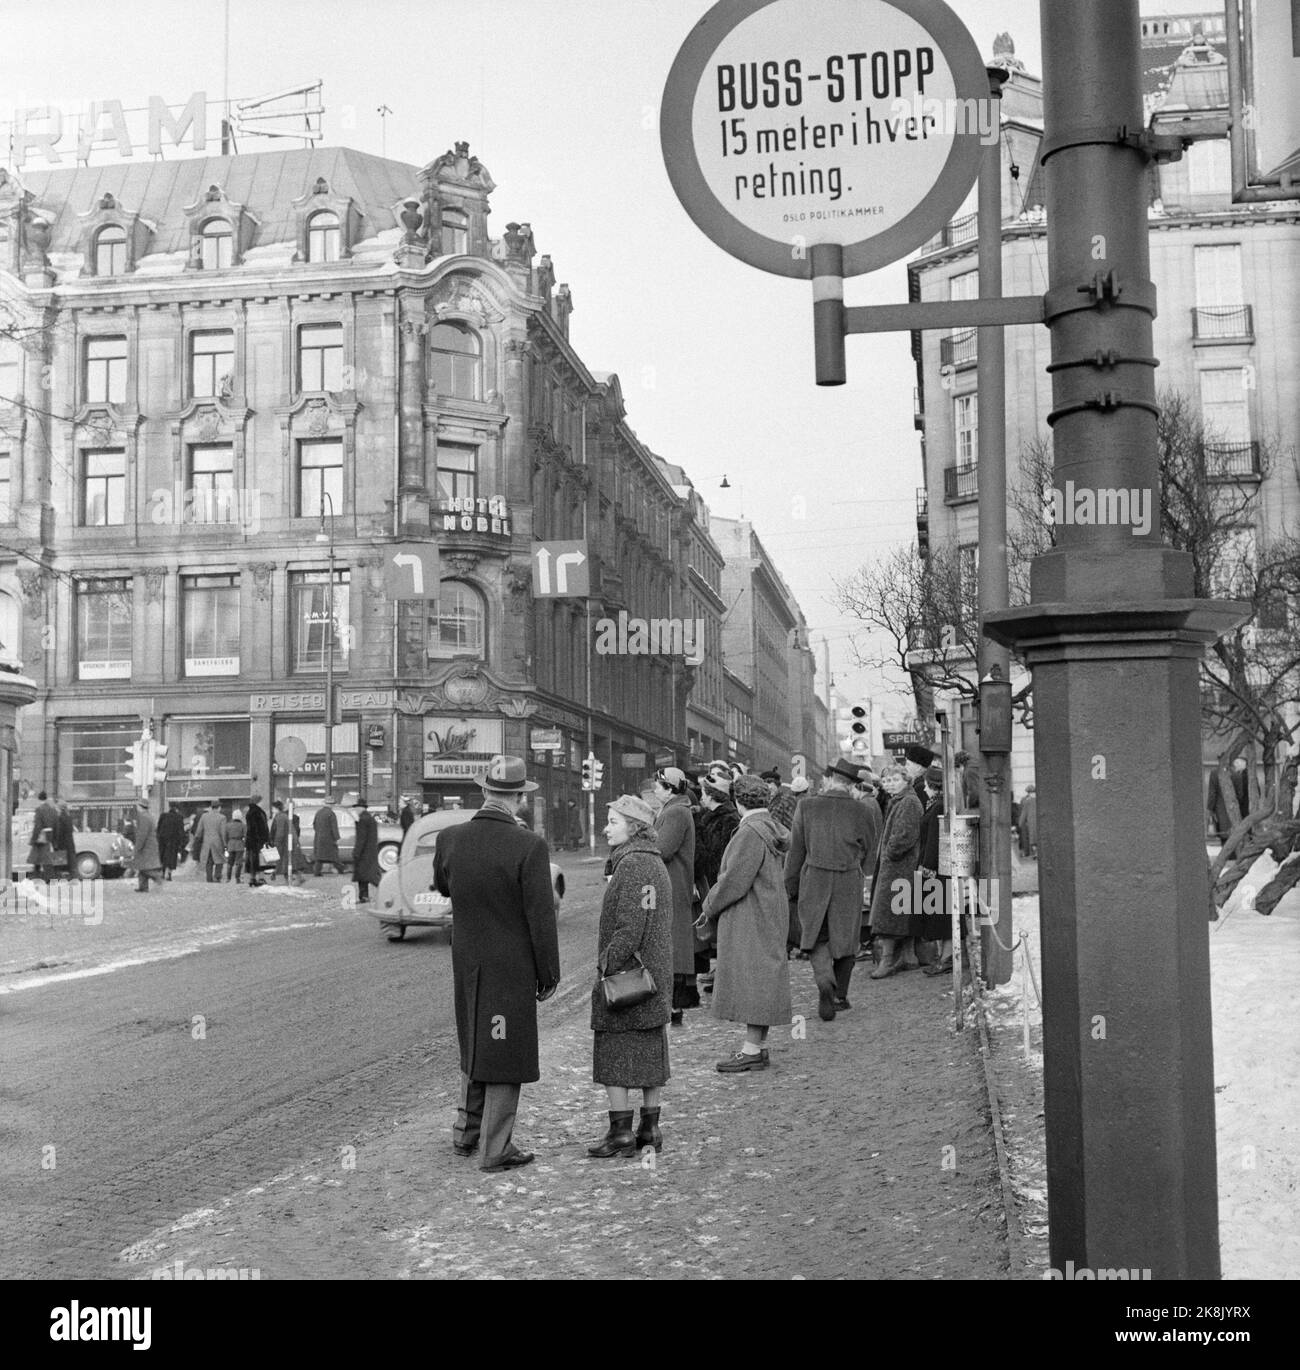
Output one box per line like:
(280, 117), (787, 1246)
(0, 141), (705, 835)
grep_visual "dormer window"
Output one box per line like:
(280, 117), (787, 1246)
(199, 219), (233, 270)
(94, 225), (127, 276)
(307, 210), (340, 263)
(441, 208), (468, 255)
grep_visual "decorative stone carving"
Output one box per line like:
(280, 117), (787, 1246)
(143, 570), (165, 605)
(503, 222), (535, 264)
(305, 398), (330, 436)
(445, 553), (480, 579)
(250, 562), (276, 602)
(18, 569), (46, 616)
(196, 405), (221, 440)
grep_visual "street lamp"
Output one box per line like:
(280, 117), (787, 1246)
(315, 490), (336, 800)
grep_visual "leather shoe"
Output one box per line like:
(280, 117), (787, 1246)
(480, 1146), (534, 1172)
(817, 981), (837, 1021)
(452, 1141), (478, 1157)
(834, 997), (851, 1011)
(716, 1049), (769, 1072)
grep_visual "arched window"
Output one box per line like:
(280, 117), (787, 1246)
(441, 208), (468, 255)
(307, 210), (340, 263)
(428, 322), (481, 400)
(199, 220), (233, 270)
(428, 580), (485, 659)
(95, 225), (127, 276)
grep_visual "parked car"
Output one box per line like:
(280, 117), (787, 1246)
(10, 815), (134, 880)
(257, 804), (403, 872)
(372, 811), (566, 941)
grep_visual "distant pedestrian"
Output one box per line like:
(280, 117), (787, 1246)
(158, 804), (186, 880)
(917, 764), (952, 973)
(785, 758), (878, 1019)
(652, 767), (697, 1025)
(244, 794), (269, 886)
(700, 774), (792, 1073)
(313, 801), (343, 875)
(352, 799), (381, 903)
(903, 744), (937, 806)
(588, 795), (672, 1158)
(1206, 759), (1249, 839)
(269, 801), (290, 882)
(954, 750), (981, 811)
(290, 813), (309, 880)
(769, 778), (798, 832)
(29, 790), (60, 882)
(433, 755), (560, 1172)
(868, 765), (925, 978)
(131, 801), (162, 892)
(56, 801), (78, 879)
(196, 800), (226, 882)
(400, 796), (417, 833)
(222, 809), (246, 883)
(1017, 784), (1038, 858)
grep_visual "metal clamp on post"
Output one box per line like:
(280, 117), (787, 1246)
(811, 243), (845, 387)
(1046, 349), (1159, 374)
(1043, 275), (1157, 322)
(1046, 391), (1162, 426)
(1038, 124), (1184, 164)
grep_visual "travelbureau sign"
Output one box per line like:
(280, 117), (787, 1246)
(661, 0), (989, 277)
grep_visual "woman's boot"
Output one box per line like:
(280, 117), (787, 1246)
(634, 1107), (663, 1153)
(870, 937), (904, 979)
(587, 1111), (636, 1158)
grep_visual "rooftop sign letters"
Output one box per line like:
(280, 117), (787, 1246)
(3, 92), (207, 168)
(661, 0), (990, 277)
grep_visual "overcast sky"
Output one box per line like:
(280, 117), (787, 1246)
(0, 0), (1221, 723)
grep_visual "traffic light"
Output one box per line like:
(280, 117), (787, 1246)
(123, 741), (145, 790)
(848, 702), (871, 754)
(151, 742), (169, 783)
(581, 754), (595, 791)
(591, 758), (605, 790)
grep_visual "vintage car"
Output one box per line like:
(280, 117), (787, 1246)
(372, 810), (566, 941)
(257, 804), (404, 872)
(10, 815), (134, 880)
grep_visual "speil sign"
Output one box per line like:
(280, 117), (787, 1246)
(661, 0), (990, 278)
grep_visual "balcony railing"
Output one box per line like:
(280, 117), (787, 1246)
(943, 464), (979, 503)
(1191, 304), (1253, 342)
(939, 329), (978, 370)
(1205, 440), (1261, 480)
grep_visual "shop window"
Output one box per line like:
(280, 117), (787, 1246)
(290, 569), (350, 673)
(76, 578), (132, 679)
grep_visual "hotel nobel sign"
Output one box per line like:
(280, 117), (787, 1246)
(437, 495), (513, 538)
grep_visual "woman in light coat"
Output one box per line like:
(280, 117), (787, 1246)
(699, 774), (792, 1072)
(652, 767), (697, 1024)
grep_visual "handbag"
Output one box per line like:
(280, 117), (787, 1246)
(600, 953), (657, 1011)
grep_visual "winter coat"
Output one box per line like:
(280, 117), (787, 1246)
(868, 788), (925, 937)
(769, 785), (798, 832)
(1206, 768), (1249, 837)
(270, 810), (289, 851)
(56, 809), (77, 870)
(157, 810), (186, 867)
(130, 809), (161, 873)
(245, 802), (270, 852)
(590, 833), (673, 1034)
(28, 799), (59, 868)
(958, 762), (981, 811)
(1018, 794), (1038, 853)
(703, 809), (792, 1027)
(919, 791), (944, 871)
(222, 815), (246, 855)
(694, 800), (739, 898)
(434, 805), (561, 1083)
(313, 805), (341, 862)
(400, 802), (416, 833)
(786, 792), (878, 957)
(352, 808), (382, 885)
(654, 794), (697, 976)
(196, 809), (227, 864)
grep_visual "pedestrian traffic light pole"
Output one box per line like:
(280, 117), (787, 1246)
(985, 0), (1246, 1279)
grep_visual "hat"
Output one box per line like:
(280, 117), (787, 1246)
(478, 754), (539, 793)
(607, 794), (655, 826)
(925, 763), (944, 787)
(791, 776), (810, 794)
(703, 773), (732, 796)
(825, 757), (865, 783)
(760, 768), (780, 783)
(904, 743), (936, 767)
(656, 766), (687, 790)
(733, 774), (771, 809)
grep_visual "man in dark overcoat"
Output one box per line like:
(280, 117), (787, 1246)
(433, 756), (560, 1172)
(352, 799), (382, 902)
(244, 794), (270, 886)
(313, 801), (343, 875)
(158, 803), (186, 879)
(29, 790), (60, 881)
(785, 758), (878, 1021)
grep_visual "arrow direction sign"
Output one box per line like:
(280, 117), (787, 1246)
(531, 540), (590, 598)
(384, 543), (440, 602)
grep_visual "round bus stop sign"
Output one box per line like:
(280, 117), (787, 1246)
(661, 0), (990, 278)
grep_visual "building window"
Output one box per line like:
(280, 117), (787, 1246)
(428, 580), (485, 659)
(0, 589), (19, 663)
(950, 269), (978, 302)
(183, 573), (240, 675)
(1200, 369), (1250, 442)
(178, 718), (250, 779)
(441, 208), (469, 255)
(0, 452), (10, 522)
(94, 225), (127, 275)
(954, 393), (978, 466)
(188, 446), (236, 523)
(307, 210), (341, 263)
(84, 336), (127, 404)
(290, 569), (350, 673)
(298, 439), (343, 518)
(432, 442), (477, 504)
(428, 323), (481, 400)
(298, 322), (343, 392)
(190, 330), (234, 398)
(82, 450), (126, 526)
(1187, 140), (1230, 195)
(1211, 528), (1256, 600)
(59, 720), (140, 800)
(0, 344), (18, 403)
(199, 219), (233, 270)
(77, 578), (132, 679)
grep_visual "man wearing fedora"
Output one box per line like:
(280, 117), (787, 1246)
(433, 755), (561, 1173)
(785, 758), (880, 1021)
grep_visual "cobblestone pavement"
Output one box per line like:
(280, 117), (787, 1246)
(115, 944), (1009, 1281)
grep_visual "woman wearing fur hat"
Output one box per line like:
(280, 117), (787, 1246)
(588, 795), (674, 1158)
(652, 767), (698, 1024)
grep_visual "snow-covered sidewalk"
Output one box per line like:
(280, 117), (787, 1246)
(984, 873), (1300, 1279)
